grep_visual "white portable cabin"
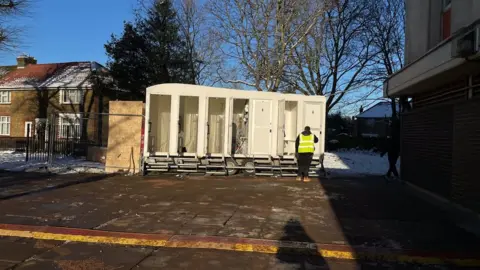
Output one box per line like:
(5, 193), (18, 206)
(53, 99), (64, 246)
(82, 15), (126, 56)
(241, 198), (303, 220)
(144, 84), (326, 175)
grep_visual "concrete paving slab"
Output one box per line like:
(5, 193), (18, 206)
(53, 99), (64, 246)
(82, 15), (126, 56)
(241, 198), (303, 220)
(13, 242), (151, 270)
(178, 225), (223, 236)
(0, 237), (61, 263)
(217, 226), (263, 238)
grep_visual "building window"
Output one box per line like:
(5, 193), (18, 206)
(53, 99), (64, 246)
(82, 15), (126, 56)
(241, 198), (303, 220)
(24, 121), (33, 137)
(0, 91), (11, 104)
(0, 116), (10, 136)
(442, 0), (452, 40)
(61, 90), (82, 104)
(59, 114), (81, 139)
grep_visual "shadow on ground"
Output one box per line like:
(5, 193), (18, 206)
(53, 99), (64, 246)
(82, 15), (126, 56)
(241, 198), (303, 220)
(0, 171), (52, 189)
(275, 219), (324, 269)
(0, 171), (114, 201)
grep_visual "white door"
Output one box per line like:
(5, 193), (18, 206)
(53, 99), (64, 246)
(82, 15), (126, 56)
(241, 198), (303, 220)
(252, 100), (272, 155)
(276, 100), (286, 156)
(303, 102), (322, 155)
(24, 121), (33, 137)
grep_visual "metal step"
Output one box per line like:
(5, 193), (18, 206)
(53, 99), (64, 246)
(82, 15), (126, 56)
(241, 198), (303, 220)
(152, 158), (173, 162)
(254, 160), (272, 164)
(178, 164), (198, 168)
(281, 167), (298, 171)
(206, 165), (225, 169)
(148, 162), (171, 166)
(279, 160), (296, 165)
(207, 159), (225, 163)
(148, 168), (169, 172)
(147, 165), (169, 170)
(256, 173), (274, 176)
(177, 158), (199, 163)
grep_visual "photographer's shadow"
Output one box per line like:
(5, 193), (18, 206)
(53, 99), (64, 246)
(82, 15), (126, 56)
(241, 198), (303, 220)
(275, 219), (326, 269)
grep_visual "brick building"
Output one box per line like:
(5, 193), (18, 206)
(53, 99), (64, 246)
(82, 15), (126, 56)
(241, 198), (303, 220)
(384, 0), (480, 213)
(0, 55), (109, 143)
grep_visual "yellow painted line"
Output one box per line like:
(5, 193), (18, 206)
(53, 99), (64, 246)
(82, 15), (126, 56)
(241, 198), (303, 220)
(320, 249), (356, 260)
(0, 229), (168, 247)
(1, 228), (480, 267)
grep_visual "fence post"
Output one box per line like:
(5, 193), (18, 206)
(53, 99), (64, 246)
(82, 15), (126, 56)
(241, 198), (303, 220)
(48, 114), (55, 165)
(66, 126), (70, 156)
(25, 125), (30, 162)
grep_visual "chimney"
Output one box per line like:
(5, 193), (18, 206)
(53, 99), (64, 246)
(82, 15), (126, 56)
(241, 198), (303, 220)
(16, 54), (37, 69)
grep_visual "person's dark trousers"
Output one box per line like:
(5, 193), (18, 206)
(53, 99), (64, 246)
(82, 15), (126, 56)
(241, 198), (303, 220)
(297, 153), (314, 177)
(387, 152), (399, 177)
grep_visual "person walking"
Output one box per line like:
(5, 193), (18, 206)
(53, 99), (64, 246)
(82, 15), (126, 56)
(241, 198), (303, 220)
(380, 120), (400, 181)
(295, 126), (319, 182)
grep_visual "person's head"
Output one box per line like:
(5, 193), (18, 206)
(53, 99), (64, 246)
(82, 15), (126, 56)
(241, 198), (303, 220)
(304, 126), (311, 132)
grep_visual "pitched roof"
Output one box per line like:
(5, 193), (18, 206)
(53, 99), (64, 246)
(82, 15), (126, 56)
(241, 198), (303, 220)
(0, 62), (100, 89)
(356, 101), (399, 119)
(0, 66), (16, 78)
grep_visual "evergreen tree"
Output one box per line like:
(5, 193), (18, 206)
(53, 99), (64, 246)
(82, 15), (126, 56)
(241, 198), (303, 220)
(105, 0), (192, 99)
(105, 22), (150, 100)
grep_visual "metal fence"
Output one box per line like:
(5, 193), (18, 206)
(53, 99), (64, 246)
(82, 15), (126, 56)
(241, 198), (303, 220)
(0, 112), (145, 171)
(20, 113), (110, 163)
(0, 137), (27, 152)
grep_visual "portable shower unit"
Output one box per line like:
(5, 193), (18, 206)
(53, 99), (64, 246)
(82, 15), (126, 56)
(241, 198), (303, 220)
(143, 84), (326, 176)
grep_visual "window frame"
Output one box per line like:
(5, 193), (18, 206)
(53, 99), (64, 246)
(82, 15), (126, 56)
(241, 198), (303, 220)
(60, 89), (83, 105)
(0, 116), (11, 136)
(24, 121), (33, 137)
(58, 113), (82, 139)
(0, 91), (11, 104)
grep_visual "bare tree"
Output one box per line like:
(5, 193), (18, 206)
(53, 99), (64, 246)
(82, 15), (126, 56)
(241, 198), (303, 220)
(283, 0), (377, 113)
(174, 0), (224, 86)
(207, 0), (330, 92)
(367, 0), (406, 119)
(0, 0), (30, 51)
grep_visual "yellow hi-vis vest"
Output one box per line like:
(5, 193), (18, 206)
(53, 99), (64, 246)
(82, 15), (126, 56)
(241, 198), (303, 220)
(298, 134), (315, 153)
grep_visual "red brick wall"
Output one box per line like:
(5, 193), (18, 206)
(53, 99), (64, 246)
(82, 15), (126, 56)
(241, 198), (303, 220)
(0, 89), (103, 138)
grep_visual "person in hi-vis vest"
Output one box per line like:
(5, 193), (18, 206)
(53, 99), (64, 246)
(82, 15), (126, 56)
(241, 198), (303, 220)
(295, 126), (319, 182)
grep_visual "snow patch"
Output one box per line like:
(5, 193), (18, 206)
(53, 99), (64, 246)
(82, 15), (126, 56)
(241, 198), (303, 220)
(323, 150), (399, 176)
(0, 152), (105, 174)
(0, 62), (94, 89)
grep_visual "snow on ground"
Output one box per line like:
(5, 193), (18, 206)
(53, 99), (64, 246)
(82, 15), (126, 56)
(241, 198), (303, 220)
(0, 151), (105, 174)
(323, 149), (400, 176)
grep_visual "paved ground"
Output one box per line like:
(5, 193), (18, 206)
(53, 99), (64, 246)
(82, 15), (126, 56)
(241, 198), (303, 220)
(0, 171), (479, 269)
(0, 236), (458, 269)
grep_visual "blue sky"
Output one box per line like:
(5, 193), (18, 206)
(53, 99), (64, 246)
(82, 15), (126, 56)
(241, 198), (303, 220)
(0, 0), (138, 66)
